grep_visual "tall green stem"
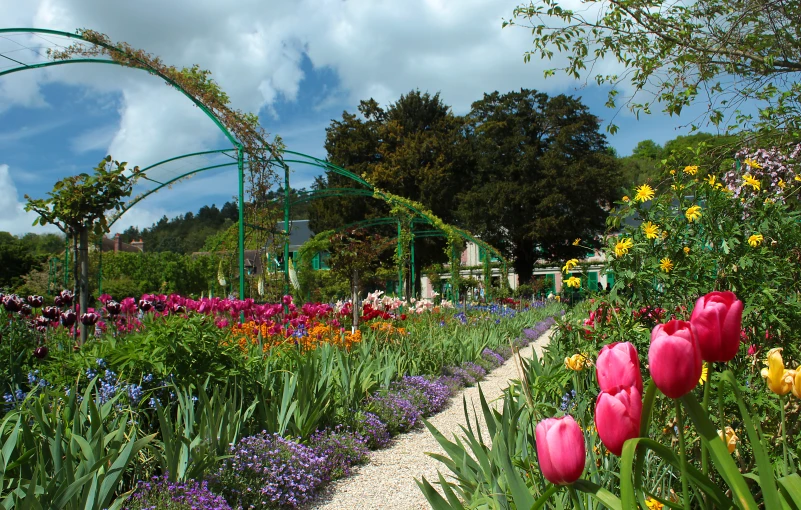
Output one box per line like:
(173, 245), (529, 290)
(701, 362), (711, 477)
(780, 394), (788, 477)
(676, 400), (691, 510)
(568, 486), (585, 510)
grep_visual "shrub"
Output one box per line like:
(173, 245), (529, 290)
(125, 474), (231, 510)
(213, 432), (325, 509)
(310, 426), (369, 481)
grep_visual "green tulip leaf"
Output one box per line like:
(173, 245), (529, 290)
(681, 393), (759, 510)
(778, 473), (801, 510)
(573, 479), (622, 510)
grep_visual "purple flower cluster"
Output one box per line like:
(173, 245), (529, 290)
(353, 411), (391, 449)
(310, 426), (369, 481)
(723, 144), (801, 201)
(481, 348), (505, 369)
(461, 362), (488, 381)
(365, 392), (421, 434)
(390, 376), (451, 416)
(125, 474), (230, 510)
(214, 432), (325, 509)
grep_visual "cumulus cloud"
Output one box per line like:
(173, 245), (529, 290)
(2, 0), (628, 233)
(0, 164), (60, 235)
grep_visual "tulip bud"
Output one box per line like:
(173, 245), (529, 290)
(595, 386), (642, 456)
(105, 301), (121, 315)
(33, 346), (48, 359)
(535, 415), (586, 485)
(81, 312), (100, 326)
(60, 311), (76, 327)
(27, 295), (44, 308)
(717, 426), (738, 454)
(649, 320), (703, 398)
(690, 291), (743, 362)
(761, 348), (794, 395)
(596, 342), (643, 393)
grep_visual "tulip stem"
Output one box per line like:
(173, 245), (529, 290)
(676, 400), (691, 510)
(701, 362), (711, 478)
(780, 394), (788, 477)
(568, 486), (584, 510)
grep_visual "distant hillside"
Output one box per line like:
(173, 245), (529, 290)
(120, 189), (312, 254)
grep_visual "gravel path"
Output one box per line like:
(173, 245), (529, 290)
(307, 328), (554, 510)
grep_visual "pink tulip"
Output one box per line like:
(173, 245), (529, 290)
(535, 415), (585, 485)
(649, 320), (702, 398)
(595, 386), (642, 456)
(596, 342), (642, 393)
(690, 291), (743, 362)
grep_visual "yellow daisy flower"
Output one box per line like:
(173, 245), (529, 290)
(641, 222), (660, 239)
(659, 257), (674, 273)
(565, 276), (582, 289)
(744, 158), (762, 170)
(615, 238), (634, 257)
(706, 174), (717, 186)
(669, 169), (676, 176)
(699, 363), (708, 384)
(686, 205), (702, 222)
(748, 233), (764, 247)
(572, 238), (581, 246)
(778, 179), (786, 189)
(683, 246), (690, 254)
(743, 174), (761, 191)
(635, 184), (655, 202)
(622, 195), (630, 202)
(684, 165), (698, 175)
(795, 175), (801, 182)
(562, 258), (579, 273)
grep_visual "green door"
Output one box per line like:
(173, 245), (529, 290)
(587, 272), (599, 292)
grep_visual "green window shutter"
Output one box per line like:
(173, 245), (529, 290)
(321, 252), (330, 270)
(544, 274), (556, 293)
(312, 253), (320, 270)
(588, 272), (598, 291)
(606, 271), (615, 288)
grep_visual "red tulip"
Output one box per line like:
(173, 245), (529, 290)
(690, 291), (743, 362)
(595, 386), (642, 456)
(535, 415), (586, 485)
(649, 320), (702, 398)
(596, 342), (642, 393)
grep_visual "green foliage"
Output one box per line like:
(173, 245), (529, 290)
(608, 145), (801, 359)
(506, 0), (801, 137)
(0, 232), (65, 291)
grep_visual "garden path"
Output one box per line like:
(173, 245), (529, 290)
(307, 328), (554, 510)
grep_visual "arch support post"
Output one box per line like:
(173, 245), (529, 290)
(237, 145), (246, 301)
(284, 163), (291, 297)
(397, 219), (403, 299)
(410, 222), (416, 300)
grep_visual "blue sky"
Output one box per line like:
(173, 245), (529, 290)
(0, 0), (716, 235)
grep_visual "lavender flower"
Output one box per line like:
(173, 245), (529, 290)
(481, 348), (505, 369)
(460, 362), (487, 382)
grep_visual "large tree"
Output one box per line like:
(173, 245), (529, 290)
(506, 0), (801, 138)
(310, 91), (471, 284)
(457, 90), (620, 284)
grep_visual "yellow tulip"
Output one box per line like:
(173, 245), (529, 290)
(717, 426), (738, 454)
(761, 348), (794, 395)
(794, 367), (801, 399)
(564, 354), (586, 371)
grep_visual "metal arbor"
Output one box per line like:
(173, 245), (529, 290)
(0, 27), (510, 301)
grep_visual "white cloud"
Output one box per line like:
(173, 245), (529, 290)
(0, 164), (60, 235)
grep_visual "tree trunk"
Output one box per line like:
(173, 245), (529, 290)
(78, 227), (89, 344)
(351, 268), (360, 332)
(513, 249), (535, 288)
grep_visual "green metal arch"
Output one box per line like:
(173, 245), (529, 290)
(0, 28), (239, 146)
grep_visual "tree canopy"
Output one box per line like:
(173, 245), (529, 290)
(506, 0), (801, 138)
(457, 89), (620, 283)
